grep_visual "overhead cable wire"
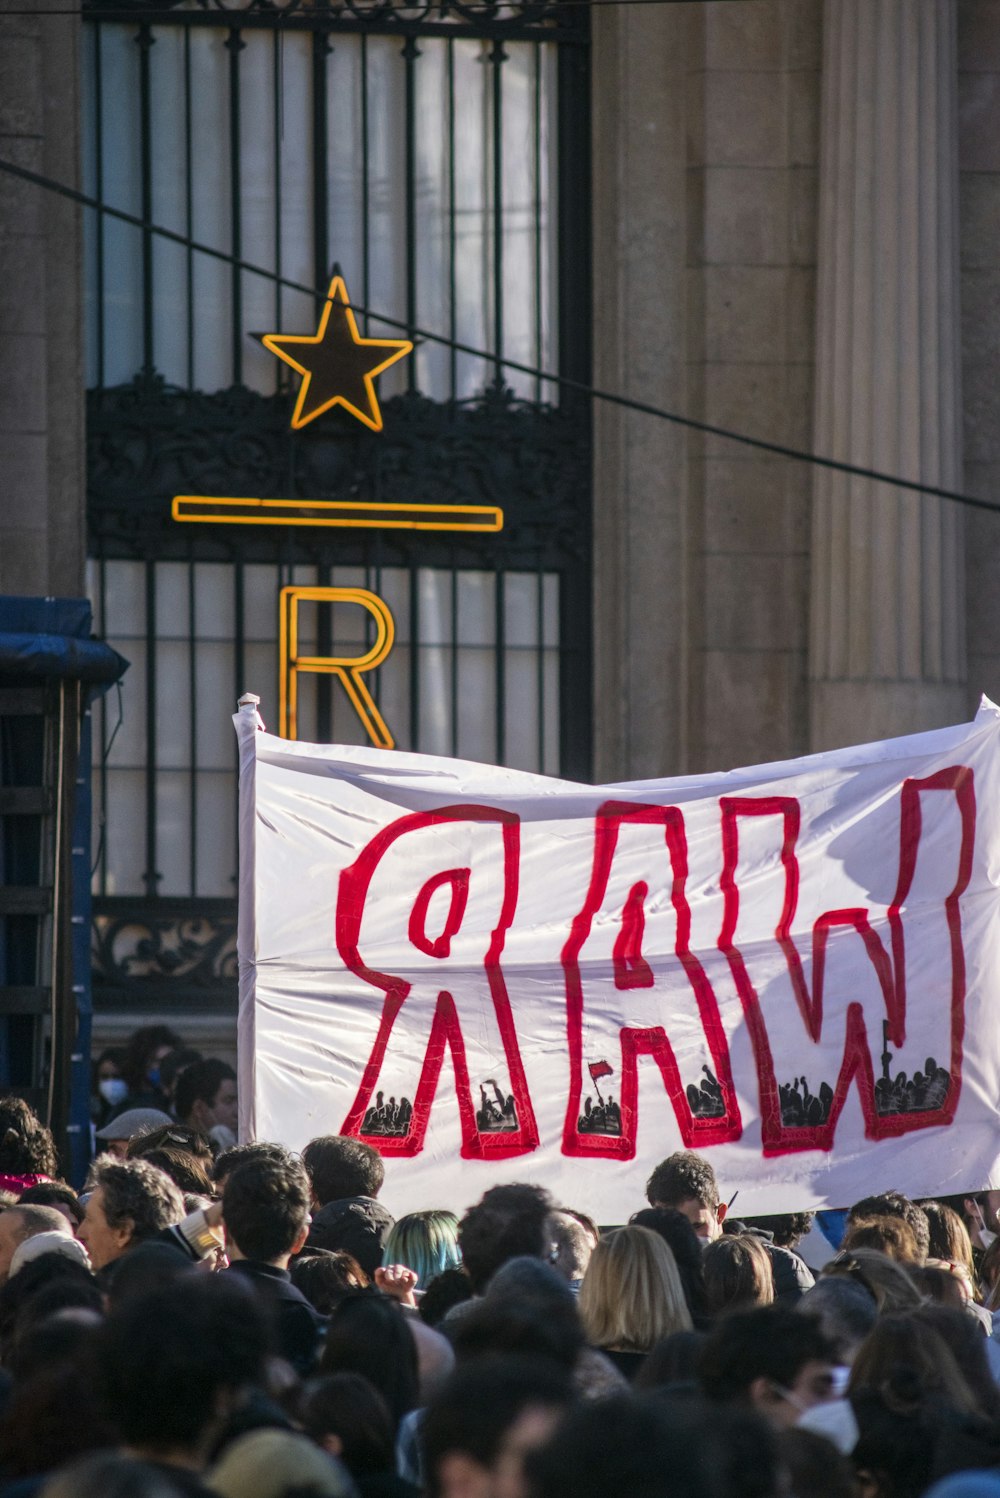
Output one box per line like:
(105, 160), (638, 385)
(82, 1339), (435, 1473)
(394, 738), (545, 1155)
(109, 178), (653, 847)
(1, 150), (995, 520)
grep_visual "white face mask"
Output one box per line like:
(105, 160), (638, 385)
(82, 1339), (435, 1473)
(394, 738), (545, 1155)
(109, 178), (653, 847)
(98, 1078), (128, 1107)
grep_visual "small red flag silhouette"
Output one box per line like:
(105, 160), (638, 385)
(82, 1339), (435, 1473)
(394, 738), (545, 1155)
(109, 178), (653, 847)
(589, 1060), (613, 1083)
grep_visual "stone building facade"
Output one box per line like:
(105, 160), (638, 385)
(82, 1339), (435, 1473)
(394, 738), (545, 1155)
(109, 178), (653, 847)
(2, 0), (1000, 1045)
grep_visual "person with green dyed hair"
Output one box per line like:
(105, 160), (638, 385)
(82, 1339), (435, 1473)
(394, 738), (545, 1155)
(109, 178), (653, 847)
(381, 1209), (462, 1291)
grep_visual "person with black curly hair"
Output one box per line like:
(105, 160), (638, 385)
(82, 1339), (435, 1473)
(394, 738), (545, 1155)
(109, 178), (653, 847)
(0, 1095), (58, 1191)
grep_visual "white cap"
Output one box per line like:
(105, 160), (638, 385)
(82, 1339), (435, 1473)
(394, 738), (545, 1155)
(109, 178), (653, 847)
(10, 1230), (92, 1277)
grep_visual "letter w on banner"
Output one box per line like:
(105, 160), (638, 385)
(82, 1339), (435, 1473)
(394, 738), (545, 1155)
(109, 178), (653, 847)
(234, 699), (1000, 1219)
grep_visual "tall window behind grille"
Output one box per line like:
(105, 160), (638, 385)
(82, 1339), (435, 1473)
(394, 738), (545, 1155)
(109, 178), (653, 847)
(82, 6), (590, 914)
(89, 557), (561, 898)
(83, 22), (558, 401)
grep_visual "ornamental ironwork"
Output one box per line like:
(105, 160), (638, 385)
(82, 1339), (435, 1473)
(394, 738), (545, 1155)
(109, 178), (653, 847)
(92, 899), (238, 1009)
(81, 0), (584, 43)
(87, 377), (591, 568)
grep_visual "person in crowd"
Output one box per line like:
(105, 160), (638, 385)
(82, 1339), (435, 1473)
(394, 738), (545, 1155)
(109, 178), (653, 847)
(128, 1123), (214, 1170)
(460, 1261), (585, 1379)
(321, 1292), (419, 1436)
(525, 1392), (779, 1498)
(302, 1135), (395, 1277)
(910, 1304), (1000, 1423)
(921, 1201), (980, 1295)
(646, 1149), (814, 1303)
(821, 1246), (923, 1314)
(634, 1328), (706, 1392)
(38, 1451), (193, 1498)
(0, 1316), (115, 1491)
(578, 1224), (692, 1380)
(842, 1213), (921, 1263)
(456, 1184), (554, 1303)
(796, 1275), (878, 1363)
(17, 1183), (83, 1230)
(547, 1210), (596, 1291)
(645, 1150), (727, 1241)
(132, 1146), (215, 1199)
(302, 1371), (419, 1496)
(94, 1108), (173, 1160)
(158, 1048), (203, 1112)
(208, 1426), (354, 1498)
(37, 1063), (1000, 1498)
(778, 1426), (857, 1498)
(173, 1060), (238, 1153)
(702, 1232), (775, 1318)
(422, 1355), (573, 1498)
(220, 1154), (324, 1375)
(938, 1191), (1000, 1263)
(849, 1313), (990, 1422)
(0, 1205), (75, 1283)
(78, 1158), (185, 1274)
(381, 1210), (461, 1291)
(90, 1047), (127, 1131)
(743, 1210), (816, 1251)
(289, 1249), (369, 1315)
(846, 1191), (930, 1262)
(0, 1096), (59, 1195)
(699, 1303), (838, 1429)
(630, 1206), (709, 1325)
(115, 1025), (184, 1117)
(97, 1273), (269, 1495)
(213, 1140), (294, 1190)
(418, 1267), (474, 1328)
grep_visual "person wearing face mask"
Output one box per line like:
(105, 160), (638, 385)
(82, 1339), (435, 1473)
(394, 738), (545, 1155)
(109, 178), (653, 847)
(92, 1047), (128, 1131)
(110, 1024), (184, 1119)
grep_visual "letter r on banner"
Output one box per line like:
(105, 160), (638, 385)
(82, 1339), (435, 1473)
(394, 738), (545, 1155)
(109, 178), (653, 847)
(335, 806), (539, 1160)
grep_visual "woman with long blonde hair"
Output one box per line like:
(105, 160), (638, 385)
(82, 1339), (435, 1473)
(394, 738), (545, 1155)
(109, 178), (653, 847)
(578, 1224), (692, 1381)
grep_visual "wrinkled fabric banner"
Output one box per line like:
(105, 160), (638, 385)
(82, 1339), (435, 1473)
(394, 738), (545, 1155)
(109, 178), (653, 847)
(234, 699), (1000, 1218)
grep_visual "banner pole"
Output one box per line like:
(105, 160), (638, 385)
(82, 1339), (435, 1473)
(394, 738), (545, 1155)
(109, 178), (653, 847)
(234, 693), (264, 1142)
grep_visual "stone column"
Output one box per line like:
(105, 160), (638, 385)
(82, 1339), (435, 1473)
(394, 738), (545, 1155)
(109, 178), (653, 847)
(809, 0), (965, 749)
(590, 2), (691, 781)
(0, 0), (86, 597)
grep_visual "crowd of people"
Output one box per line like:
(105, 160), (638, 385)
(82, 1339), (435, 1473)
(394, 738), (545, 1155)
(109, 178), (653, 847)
(0, 1023), (994, 1495)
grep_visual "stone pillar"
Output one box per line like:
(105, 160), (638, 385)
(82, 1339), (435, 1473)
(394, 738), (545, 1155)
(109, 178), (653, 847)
(0, 0), (86, 597)
(590, 3), (691, 781)
(809, 0), (965, 749)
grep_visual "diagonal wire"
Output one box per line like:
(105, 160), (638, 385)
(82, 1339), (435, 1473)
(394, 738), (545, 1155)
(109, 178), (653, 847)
(1, 150), (997, 518)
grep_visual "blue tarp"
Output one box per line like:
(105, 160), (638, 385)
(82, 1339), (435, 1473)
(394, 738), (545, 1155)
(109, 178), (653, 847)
(0, 632), (126, 687)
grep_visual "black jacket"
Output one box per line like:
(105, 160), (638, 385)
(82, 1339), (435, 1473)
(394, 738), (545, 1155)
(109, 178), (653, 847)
(225, 1260), (326, 1374)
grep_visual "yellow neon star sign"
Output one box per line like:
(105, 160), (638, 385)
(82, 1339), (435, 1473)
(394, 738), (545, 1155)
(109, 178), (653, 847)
(261, 275), (413, 432)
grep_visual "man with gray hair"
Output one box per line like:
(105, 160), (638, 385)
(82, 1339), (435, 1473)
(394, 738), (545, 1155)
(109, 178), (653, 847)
(0, 1203), (73, 1282)
(79, 1158), (184, 1272)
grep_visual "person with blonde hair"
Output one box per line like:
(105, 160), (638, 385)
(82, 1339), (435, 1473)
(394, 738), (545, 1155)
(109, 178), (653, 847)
(578, 1224), (692, 1380)
(703, 1233), (774, 1318)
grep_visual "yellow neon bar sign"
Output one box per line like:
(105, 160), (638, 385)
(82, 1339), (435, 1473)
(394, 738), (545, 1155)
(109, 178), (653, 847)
(172, 496), (504, 532)
(279, 586), (396, 747)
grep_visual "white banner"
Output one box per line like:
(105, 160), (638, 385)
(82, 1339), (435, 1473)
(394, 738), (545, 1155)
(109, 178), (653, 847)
(235, 700), (1000, 1220)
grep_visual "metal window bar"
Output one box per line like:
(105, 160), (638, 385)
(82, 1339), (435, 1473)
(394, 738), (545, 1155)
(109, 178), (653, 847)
(82, 15), (566, 401)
